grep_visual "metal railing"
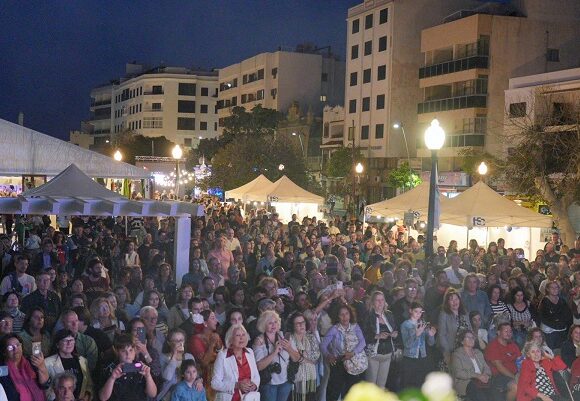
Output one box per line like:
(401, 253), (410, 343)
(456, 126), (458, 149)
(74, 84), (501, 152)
(420, 55), (488, 78)
(418, 94), (487, 114)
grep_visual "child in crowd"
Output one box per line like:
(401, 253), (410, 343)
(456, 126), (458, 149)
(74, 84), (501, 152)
(171, 359), (207, 401)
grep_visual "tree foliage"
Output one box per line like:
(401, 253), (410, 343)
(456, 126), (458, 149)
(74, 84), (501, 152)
(202, 105), (317, 194)
(387, 162), (422, 190)
(502, 89), (580, 246)
(325, 147), (361, 178)
(93, 131), (176, 165)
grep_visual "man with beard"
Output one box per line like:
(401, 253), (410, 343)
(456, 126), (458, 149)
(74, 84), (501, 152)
(81, 258), (111, 305)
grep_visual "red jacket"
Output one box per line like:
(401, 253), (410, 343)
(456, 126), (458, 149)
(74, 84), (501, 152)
(517, 356), (567, 401)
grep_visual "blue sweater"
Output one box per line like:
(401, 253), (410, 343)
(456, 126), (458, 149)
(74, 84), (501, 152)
(170, 381), (207, 401)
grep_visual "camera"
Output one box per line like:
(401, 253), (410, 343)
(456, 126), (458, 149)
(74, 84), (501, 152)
(269, 362), (282, 374)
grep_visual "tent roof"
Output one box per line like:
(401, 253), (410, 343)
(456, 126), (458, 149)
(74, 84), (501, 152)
(367, 181), (448, 219)
(440, 181), (552, 228)
(247, 176), (324, 204)
(0, 119), (151, 179)
(24, 164), (124, 199)
(225, 175), (273, 200)
(0, 164), (203, 217)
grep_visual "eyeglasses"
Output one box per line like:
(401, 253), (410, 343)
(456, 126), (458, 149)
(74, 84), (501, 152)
(61, 338), (75, 344)
(407, 287), (417, 291)
(6, 343), (22, 351)
(294, 320), (306, 326)
(170, 338), (185, 344)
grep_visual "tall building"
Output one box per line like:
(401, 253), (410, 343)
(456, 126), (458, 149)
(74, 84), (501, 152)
(217, 47), (345, 131)
(344, 0), (482, 202)
(87, 63), (219, 148)
(417, 0), (580, 174)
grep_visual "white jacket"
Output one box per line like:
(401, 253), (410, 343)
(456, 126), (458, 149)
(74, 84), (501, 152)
(211, 348), (260, 401)
(44, 354), (93, 401)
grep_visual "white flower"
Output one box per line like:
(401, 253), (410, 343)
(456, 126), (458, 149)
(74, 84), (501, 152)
(421, 372), (454, 401)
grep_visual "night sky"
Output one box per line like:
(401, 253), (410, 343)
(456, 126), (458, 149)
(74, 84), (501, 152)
(0, 0), (357, 140)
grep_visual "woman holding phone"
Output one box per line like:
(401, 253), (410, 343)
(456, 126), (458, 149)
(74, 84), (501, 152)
(157, 328), (196, 400)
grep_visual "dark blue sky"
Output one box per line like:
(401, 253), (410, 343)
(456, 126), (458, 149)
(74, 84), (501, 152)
(0, 0), (357, 140)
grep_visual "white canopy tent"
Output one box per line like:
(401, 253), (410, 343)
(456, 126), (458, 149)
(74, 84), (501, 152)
(366, 181), (449, 220)
(245, 175), (324, 222)
(225, 174), (273, 201)
(0, 118), (150, 179)
(435, 181), (553, 258)
(0, 164), (203, 284)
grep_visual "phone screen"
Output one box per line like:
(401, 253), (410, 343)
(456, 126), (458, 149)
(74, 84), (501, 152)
(136, 327), (146, 344)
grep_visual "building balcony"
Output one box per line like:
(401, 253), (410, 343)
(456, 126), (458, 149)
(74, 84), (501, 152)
(418, 94), (487, 114)
(90, 99), (112, 107)
(145, 108), (163, 112)
(144, 90), (164, 95)
(417, 132), (485, 149)
(419, 55), (488, 79)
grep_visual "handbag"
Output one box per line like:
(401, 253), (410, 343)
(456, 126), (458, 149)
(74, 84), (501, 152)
(287, 359), (299, 383)
(341, 324), (368, 375)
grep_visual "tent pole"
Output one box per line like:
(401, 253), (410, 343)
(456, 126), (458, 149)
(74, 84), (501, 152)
(125, 216), (128, 238)
(466, 227), (469, 249)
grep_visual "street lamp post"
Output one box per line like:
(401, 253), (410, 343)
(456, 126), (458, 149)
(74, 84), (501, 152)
(424, 119), (445, 262)
(478, 161), (488, 180)
(291, 132), (305, 158)
(113, 150), (123, 162)
(392, 122), (411, 166)
(355, 162), (364, 218)
(172, 145), (183, 199)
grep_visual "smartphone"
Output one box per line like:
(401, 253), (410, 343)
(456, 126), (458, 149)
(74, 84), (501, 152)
(136, 327), (146, 344)
(277, 288), (290, 297)
(32, 342), (42, 356)
(122, 362), (143, 374)
(411, 268), (419, 277)
(0, 366), (8, 377)
(336, 281), (343, 290)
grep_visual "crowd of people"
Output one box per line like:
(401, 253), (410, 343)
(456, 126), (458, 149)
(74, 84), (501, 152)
(0, 204), (579, 401)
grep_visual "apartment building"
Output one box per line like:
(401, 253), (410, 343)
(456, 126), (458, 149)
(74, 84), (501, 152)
(417, 0), (580, 172)
(87, 63), (219, 148)
(344, 0), (482, 202)
(217, 48), (345, 130)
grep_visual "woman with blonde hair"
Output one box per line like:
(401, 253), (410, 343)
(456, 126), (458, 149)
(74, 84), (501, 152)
(90, 297), (124, 341)
(212, 324), (260, 401)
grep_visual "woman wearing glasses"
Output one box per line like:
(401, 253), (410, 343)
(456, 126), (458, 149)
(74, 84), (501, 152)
(286, 312), (320, 401)
(157, 328), (196, 400)
(44, 329), (93, 401)
(0, 333), (49, 401)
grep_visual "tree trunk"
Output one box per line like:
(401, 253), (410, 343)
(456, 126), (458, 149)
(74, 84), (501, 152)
(534, 177), (577, 247)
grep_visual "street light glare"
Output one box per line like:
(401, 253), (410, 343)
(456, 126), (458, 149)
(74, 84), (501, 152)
(172, 144), (183, 160)
(355, 162), (364, 174)
(292, 132), (297, 136)
(113, 150), (122, 161)
(424, 119), (445, 150)
(392, 122), (401, 129)
(278, 164), (285, 171)
(478, 161), (488, 176)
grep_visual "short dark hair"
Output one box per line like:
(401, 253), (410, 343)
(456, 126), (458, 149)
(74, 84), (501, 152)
(287, 311), (310, 333)
(180, 359), (198, 376)
(113, 333), (134, 350)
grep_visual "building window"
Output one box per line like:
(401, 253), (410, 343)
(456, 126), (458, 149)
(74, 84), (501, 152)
(509, 102), (527, 118)
(200, 104), (208, 113)
(214, 122), (218, 130)
(350, 72), (358, 86)
(321, 73), (328, 82)
(178, 100), (196, 113)
(362, 97), (370, 112)
(375, 123), (384, 139)
(258, 69), (264, 80)
(241, 94), (247, 104)
(377, 65), (386, 80)
(351, 45), (359, 60)
(177, 117), (195, 130)
(178, 83), (195, 96)
(547, 48), (560, 62)
(243, 74), (248, 84)
(380, 8), (388, 24)
(271, 88), (277, 99)
(376, 94), (385, 109)
(184, 138), (193, 147)
(200, 121), (208, 130)
(272, 68), (278, 78)
(361, 125), (369, 140)
(365, 13), (373, 29)
(231, 97), (237, 106)
(152, 103), (162, 111)
(364, 40), (372, 56)
(363, 68), (371, 83)
(257, 89), (265, 100)
(320, 95), (327, 102)
(201, 87), (209, 96)
(143, 117), (162, 128)
(349, 99), (357, 113)
(379, 36), (387, 52)
(352, 18), (360, 34)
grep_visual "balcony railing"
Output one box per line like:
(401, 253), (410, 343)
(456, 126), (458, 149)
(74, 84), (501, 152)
(144, 90), (164, 95)
(417, 133), (485, 149)
(90, 99), (112, 107)
(418, 94), (487, 114)
(419, 55), (488, 79)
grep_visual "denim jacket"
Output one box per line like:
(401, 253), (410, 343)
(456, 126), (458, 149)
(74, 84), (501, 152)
(401, 319), (434, 358)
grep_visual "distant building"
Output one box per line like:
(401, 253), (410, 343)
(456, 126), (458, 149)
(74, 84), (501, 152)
(217, 46), (345, 132)
(417, 0), (580, 176)
(344, 0), (484, 202)
(86, 63), (219, 149)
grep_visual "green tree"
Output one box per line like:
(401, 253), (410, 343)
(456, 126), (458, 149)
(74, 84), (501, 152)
(387, 162), (422, 190)
(502, 90), (580, 246)
(325, 146), (362, 177)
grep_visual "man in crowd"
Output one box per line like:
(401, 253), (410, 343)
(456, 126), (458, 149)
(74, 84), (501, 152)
(0, 253), (36, 296)
(21, 270), (61, 331)
(485, 322), (520, 401)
